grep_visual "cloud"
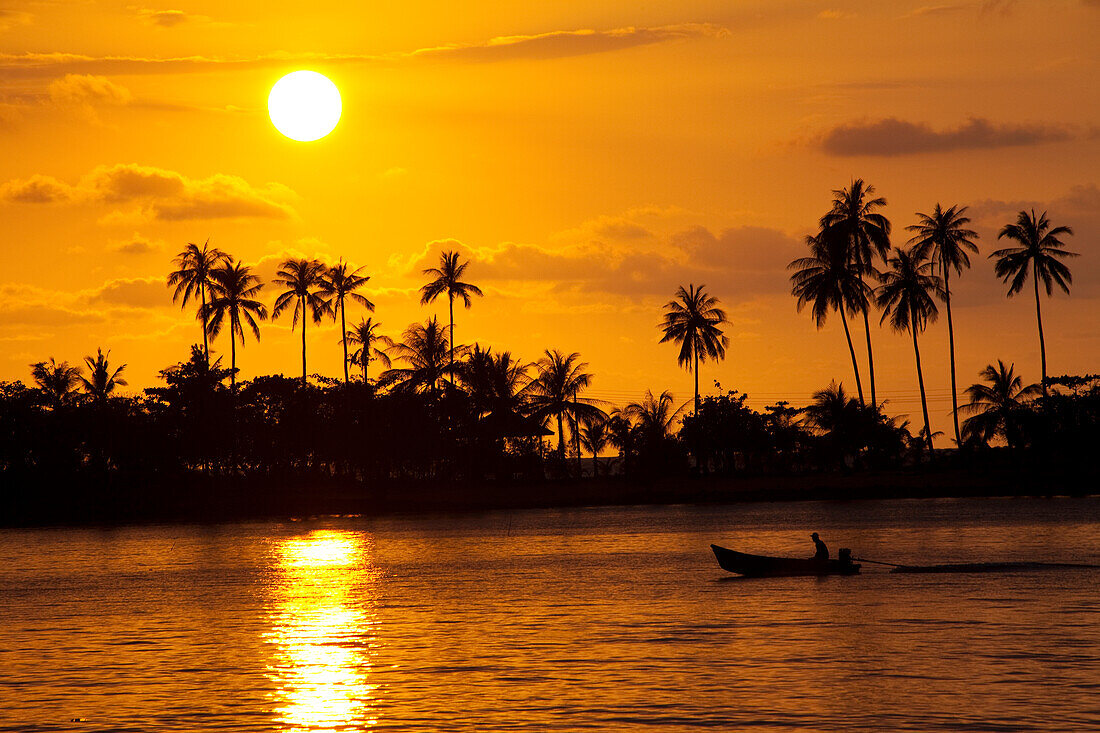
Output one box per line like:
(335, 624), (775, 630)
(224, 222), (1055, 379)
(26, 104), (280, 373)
(0, 23), (729, 78)
(0, 9), (32, 31)
(48, 74), (131, 106)
(81, 276), (167, 309)
(135, 8), (191, 27)
(0, 163), (297, 221)
(109, 233), (163, 255)
(819, 117), (1074, 156)
(817, 10), (855, 20)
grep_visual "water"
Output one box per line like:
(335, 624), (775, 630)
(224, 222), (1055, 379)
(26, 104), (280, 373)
(2, 497), (1099, 732)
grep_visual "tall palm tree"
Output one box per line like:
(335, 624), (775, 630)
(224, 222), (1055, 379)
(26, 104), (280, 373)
(29, 358), (82, 408)
(379, 317), (456, 396)
(623, 389), (687, 444)
(907, 204), (979, 447)
(79, 348), (127, 403)
(529, 350), (603, 460)
(821, 179), (891, 407)
(320, 261), (374, 383)
(272, 258), (332, 384)
(789, 229), (872, 407)
(659, 284), (730, 415)
(345, 317), (392, 383)
(167, 239), (228, 367)
(959, 360), (1042, 448)
(992, 210), (1077, 388)
(877, 248), (944, 452)
(420, 251), (483, 380)
(204, 259), (267, 389)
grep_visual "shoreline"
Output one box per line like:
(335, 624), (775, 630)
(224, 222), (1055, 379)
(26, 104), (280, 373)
(3, 465), (1096, 529)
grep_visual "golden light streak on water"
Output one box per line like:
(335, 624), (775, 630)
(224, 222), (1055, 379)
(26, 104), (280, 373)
(267, 530), (380, 731)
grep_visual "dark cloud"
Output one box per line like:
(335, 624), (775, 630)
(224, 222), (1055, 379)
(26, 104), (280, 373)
(109, 234), (161, 255)
(820, 117), (1074, 156)
(136, 9), (190, 28)
(0, 164), (297, 221)
(82, 277), (166, 309)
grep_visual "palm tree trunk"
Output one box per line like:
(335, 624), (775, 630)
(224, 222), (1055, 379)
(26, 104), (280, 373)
(230, 325), (237, 390)
(1033, 260), (1047, 393)
(573, 389), (582, 477)
(200, 283), (210, 368)
(448, 294), (455, 384)
(363, 350), (368, 382)
(556, 413), (565, 460)
(862, 304), (877, 407)
(340, 300), (349, 383)
(301, 297), (308, 385)
(839, 307), (864, 408)
(911, 313), (932, 454)
(944, 269), (961, 447)
(693, 350), (700, 415)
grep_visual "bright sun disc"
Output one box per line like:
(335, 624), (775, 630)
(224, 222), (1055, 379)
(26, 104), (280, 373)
(268, 71), (341, 142)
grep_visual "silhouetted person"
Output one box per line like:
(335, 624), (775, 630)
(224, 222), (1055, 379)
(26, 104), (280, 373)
(811, 532), (829, 561)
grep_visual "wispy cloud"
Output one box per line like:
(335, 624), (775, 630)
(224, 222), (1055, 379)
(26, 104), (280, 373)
(819, 117), (1074, 156)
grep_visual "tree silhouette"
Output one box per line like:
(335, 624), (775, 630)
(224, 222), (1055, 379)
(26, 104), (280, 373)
(959, 360), (1042, 448)
(204, 260), (267, 389)
(79, 348), (127, 403)
(789, 229), (872, 407)
(529, 350), (602, 461)
(659, 284), (730, 415)
(907, 204), (979, 447)
(420, 251), (483, 381)
(380, 317), (456, 396)
(992, 210), (1077, 388)
(579, 415), (609, 477)
(167, 239), (228, 367)
(30, 358), (82, 408)
(821, 179), (891, 407)
(877, 248), (943, 452)
(624, 389), (687, 443)
(455, 344), (532, 417)
(321, 261), (374, 383)
(345, 317), (392, 383)
(272, 258), (332, 384)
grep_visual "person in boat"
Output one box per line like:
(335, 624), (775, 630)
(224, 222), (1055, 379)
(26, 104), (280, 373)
(810, 532), (829, 561)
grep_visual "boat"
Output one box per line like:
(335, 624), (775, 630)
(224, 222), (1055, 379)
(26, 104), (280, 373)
(711, 544), (861, 577)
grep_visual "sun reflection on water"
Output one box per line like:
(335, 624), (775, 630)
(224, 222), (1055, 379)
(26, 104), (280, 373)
(267, 530), (380, 731)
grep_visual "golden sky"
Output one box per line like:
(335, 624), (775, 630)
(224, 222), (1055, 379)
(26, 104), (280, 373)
(1, 0), (1098, 434)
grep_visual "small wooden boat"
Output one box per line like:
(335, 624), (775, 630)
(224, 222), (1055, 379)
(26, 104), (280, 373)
(711, 544), (861, 577)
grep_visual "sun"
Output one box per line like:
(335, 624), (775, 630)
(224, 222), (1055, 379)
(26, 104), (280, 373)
(268, 71), (342, 142)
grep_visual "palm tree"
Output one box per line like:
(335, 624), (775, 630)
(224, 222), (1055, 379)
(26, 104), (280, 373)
(579, 416), (609, 477)
(79, 348), (127, 403)
(623, 389), (687, 444)
(455, 345), (532, 417)
(204, 259), (267, 389)
(167, 239), (228, 367)
(992, 210), (1077, 388)
(820, 179), (891, 407)
(907, 204), (979, 447)
(789, 229), (872, 407)
(320, 261), (374, 383)
(379, 317), (455, 396)
(959, 360), (1041, 448)
(29, 358), (82, 408)
(529, 350), (603, 461)
(345, 317), (392, 383)
(420, 251), (483, 380)
(802, 381), (861, 436)
(877, 248), (944, 452)
(659, 284), (730, 415)
(272, 258), (332, 384)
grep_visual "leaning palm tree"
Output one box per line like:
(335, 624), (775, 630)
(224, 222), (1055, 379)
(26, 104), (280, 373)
(379, 316), (456, 396)
(345, 317), (392, 383)
(659, 284), (730, 415)
(528, 349), (603, 461)
(79, 348), (127, 404)
(820, 179), (891, 407)
(29, 358), (82, 408)
(272, 258), (332, 384)
(204, 259), (267, 389)
(907, 204), (979, 447)
(420, 251), (483, 380)
(877, 248), (944, 452)
(992, 210), (1077, 388)
(623, 389), (687, 444)
(789, 229), (872, 407)
(320, 261), (374, 383)
(959, 360), (1042, 448)
(167, 239), (228, 367)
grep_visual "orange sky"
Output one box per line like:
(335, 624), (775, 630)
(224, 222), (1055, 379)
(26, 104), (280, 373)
(1, 0), (1098, 443)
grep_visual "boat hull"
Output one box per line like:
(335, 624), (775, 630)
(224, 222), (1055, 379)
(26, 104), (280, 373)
(711, 544), (861, 577)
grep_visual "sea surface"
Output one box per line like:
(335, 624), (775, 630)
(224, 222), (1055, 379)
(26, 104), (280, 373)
(1, 497), (1099, 732)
